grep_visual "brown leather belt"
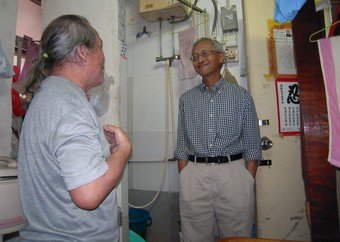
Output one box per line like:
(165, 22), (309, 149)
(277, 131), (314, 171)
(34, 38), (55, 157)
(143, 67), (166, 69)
(188, 153), (243, 164)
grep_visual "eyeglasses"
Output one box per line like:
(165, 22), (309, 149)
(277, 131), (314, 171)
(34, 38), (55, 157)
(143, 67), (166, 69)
(190, 50), (220, 62)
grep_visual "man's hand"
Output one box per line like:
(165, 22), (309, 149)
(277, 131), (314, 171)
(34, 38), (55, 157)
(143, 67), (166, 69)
(103, 124), (131, 155)
(178, 159), (188, 173)
(70, 125), (131, 210)
(246, 159), (258, 178)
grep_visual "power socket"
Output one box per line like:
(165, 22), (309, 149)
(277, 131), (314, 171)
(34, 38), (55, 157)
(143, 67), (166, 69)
(226, 47), (236, 58)
(222, 34), (238, 46)
(214, 32), (239, 62)
(225, 46), (238, 62)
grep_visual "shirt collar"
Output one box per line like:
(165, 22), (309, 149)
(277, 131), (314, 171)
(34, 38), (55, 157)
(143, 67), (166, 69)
(200, 77), (225, 94)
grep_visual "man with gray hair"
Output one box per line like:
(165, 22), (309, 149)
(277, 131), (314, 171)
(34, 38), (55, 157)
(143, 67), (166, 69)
(175, 37), (261, 241)
(18, 15), (131, 241)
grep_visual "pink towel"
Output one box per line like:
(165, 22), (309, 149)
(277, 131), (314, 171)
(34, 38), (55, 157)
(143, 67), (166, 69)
(318, 36), (340, 168)
(178, 27), (197, 80)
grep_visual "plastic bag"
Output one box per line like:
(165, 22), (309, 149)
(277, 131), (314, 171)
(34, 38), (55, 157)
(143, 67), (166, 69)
(87, 73), (114, 117)
(0, 40), (14, 78)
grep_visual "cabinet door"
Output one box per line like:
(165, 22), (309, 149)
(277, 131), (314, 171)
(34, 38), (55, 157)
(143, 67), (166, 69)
(292, 1), (340, 241)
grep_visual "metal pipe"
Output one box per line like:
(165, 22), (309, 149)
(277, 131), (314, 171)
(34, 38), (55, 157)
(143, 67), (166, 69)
(171, 17), (175, 56)
(155, 18), (180, 65)
(159, 18), (163, 58)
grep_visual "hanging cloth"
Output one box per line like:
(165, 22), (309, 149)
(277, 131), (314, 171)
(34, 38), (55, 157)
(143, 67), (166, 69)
(178, 27), (197, 80)
(274, 0), (307, 23)
(13, 40), (39, 92)
(318, 35), (340, 168)
(12, 65), (26, 117)
(0, 39), (14, 78)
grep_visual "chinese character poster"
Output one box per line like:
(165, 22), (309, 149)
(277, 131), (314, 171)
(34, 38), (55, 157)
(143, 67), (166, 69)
(275, 77), (300, 136)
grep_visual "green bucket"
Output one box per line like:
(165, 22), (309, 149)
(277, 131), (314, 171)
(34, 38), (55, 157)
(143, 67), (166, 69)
(129, 208), (152, 240)
(129, 229), (145, 242)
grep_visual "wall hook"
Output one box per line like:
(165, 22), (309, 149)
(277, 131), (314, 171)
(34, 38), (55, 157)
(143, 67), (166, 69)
(136, 26), (150, 39)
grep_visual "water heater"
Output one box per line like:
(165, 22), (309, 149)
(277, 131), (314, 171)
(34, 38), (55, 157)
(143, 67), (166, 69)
(139, 0), (189, 22)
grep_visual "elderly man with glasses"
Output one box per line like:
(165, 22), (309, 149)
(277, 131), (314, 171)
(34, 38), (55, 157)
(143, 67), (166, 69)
(175, 37), (261, 242)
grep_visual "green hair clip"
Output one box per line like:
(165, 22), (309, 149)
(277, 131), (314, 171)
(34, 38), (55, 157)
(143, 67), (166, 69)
(42, 52), (49, 58)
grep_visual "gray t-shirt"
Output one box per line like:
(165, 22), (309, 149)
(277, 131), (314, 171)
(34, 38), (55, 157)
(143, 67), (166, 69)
(18, 76), (119, 242)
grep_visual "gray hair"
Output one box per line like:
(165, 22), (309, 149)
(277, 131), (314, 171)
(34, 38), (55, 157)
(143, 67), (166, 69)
(26, 15), (99, 94)
(192, 37), (224, 53)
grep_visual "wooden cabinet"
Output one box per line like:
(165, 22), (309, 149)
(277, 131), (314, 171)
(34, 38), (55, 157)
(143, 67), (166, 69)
(292, 0), (340, 241)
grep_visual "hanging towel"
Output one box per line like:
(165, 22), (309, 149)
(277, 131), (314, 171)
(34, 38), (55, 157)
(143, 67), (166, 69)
(318, 35), (340, 168)
(14, 40), (39, 92)
(0, 40), (14, 78)
(178, 27), (197, 80)
(274, 0), (307, 23)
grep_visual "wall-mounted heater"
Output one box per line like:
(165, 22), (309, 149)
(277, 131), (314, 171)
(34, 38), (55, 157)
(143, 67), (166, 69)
(139, 0), (189, 22)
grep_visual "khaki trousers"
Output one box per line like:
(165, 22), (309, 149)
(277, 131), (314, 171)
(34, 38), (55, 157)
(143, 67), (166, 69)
(179, 158), (255, 242)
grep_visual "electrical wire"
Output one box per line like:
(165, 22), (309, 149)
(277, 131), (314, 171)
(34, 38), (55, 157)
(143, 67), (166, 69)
(211, 0), (219, 35)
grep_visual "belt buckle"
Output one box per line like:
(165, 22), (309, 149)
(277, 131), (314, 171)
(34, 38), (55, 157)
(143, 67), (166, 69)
(217, 156), (230, 163)
(209, 157), (218, 165)
(204, 157), (214, 165)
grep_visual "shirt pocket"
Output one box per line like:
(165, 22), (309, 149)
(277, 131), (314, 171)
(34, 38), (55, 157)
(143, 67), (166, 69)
(216, 113), (241, 139)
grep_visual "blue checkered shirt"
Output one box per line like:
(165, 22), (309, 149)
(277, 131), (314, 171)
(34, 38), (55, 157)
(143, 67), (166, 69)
(175, 78), (262, 162)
